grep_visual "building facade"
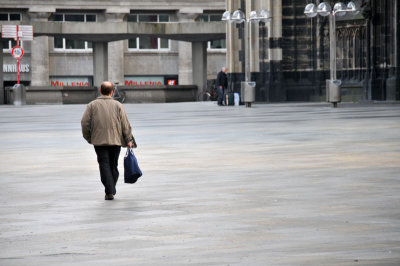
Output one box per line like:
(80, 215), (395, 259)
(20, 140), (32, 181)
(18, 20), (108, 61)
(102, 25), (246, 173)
(1, 0), (399, 104)
(226, 0), (399, 102)
(0, 0), (226, 103)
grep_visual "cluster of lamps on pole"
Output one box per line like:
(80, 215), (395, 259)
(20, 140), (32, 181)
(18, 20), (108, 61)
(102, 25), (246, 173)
(221, 9), (272, 107)
(221, 9), (272, 24)
(304, 2), (360, 18)
(304, 1), (360, 108)
(221, 2), (359, 108)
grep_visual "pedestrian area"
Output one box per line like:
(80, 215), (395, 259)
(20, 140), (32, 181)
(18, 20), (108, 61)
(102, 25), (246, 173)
(0, 102), (399, 265)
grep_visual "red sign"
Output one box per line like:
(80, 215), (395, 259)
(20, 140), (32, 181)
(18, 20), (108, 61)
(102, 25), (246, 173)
(125, 80), (163, 86)
(51, 81), (90, 87)
(3, 25), (33, 85)
(11, 46), (24, 59)
(167, 80), (176, 86)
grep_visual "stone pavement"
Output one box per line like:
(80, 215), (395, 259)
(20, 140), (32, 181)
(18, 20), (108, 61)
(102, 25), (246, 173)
(0, 102), (399, 266)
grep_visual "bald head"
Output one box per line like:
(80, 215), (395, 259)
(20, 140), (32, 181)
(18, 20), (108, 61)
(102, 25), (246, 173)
(100, 81), (114, 96)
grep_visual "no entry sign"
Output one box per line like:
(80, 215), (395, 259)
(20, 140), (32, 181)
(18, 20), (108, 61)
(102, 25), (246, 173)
(11, 46), (24, 59)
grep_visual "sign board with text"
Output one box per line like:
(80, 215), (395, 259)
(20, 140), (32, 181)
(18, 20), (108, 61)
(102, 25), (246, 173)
(50, 77), (92, 87)
(125, 76), (164, 86)
(3, 64), (30, 73)
(1, 25), (34, 40)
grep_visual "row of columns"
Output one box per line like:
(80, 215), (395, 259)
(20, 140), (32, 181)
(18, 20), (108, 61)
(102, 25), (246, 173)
(226, 0), (282, 74)
(92, 40), (207, 91)
(0, 9), (209, 103)
(90, 42), (207, 92)
(17, 11), (208, 97)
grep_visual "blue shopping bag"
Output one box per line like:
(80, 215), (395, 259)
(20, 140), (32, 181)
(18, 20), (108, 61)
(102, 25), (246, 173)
(124, 148), (142, 184)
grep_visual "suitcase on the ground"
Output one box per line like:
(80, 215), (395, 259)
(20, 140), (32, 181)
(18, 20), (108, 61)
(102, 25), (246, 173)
(225, 92), (235, 106)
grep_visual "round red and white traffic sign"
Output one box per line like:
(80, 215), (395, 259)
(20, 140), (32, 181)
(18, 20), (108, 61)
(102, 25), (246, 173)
(12, 46), (24, 59)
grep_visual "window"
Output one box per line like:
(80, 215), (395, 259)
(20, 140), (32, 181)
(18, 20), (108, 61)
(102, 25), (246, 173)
(127, 14), (170, 51)
(52, 13), (96, 51)
(0, 13), (21, 21)
(195, 13), (226, 50)
(1, 13), (21, 50)
(209, 39), (226, 49)
(1, 39), (17, 51)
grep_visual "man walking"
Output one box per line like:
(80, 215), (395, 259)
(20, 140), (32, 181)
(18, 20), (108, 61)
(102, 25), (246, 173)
(216, 67), (228, 106)
(81, 81), (135, 200)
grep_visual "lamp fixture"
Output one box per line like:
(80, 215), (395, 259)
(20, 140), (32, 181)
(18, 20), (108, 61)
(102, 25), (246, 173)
(248, 10), (272, 22)
(304, 3), (317, 18)
(347, 1), (360, 15)
(333, 2), (347, 16)
(221, 11), (232, 21)
(317, 2), (332, 16)
(231, 10), (245, 23)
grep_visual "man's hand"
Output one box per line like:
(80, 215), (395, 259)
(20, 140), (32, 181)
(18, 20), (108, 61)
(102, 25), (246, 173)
(127, 141), (133, 148)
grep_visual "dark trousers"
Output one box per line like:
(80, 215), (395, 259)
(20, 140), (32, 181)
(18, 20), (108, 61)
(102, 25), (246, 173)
(217, 87), (224, 105)
(94, 146), (121, 195)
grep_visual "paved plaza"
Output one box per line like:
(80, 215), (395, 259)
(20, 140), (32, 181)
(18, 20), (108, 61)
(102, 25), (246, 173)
(0, 102), (399, 265)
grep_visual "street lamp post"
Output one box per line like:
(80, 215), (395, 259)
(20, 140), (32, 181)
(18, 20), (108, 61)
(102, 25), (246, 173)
(304, 1), (359, 108)
(222, 9), (272, 107)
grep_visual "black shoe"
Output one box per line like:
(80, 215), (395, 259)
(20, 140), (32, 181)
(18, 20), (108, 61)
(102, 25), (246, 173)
(105, 194), (114, 200)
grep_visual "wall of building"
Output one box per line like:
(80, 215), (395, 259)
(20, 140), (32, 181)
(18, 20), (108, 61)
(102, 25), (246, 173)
(1, 0), (227, 103)
(225, 0), (399, 102)
(5, 0), (397, 103)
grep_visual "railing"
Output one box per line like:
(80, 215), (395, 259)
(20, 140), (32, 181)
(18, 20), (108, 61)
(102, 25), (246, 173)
(335, 21), (367, 83)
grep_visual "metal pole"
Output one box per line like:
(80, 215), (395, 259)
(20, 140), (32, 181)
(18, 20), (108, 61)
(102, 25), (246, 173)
(328, 12), (340, 108)
(17, 59), (20, 85)
(16, 25), (20, 84)
(245, 20), (250, 82)
(329, 13), (337, 81)
(249, 20), (253, 82)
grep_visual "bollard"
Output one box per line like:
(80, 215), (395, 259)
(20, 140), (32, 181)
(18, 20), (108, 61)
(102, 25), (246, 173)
(241, 81), (256, 108)
(326, 80), (341, 108)
(12, 84), (26, 106)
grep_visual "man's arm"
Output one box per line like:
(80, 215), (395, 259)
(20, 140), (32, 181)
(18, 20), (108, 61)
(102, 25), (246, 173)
(120, 106), (136, 148)
(81, 104), (92, 144)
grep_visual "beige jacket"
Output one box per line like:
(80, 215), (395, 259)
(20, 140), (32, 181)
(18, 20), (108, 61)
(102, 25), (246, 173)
(81, 96), (133, 147)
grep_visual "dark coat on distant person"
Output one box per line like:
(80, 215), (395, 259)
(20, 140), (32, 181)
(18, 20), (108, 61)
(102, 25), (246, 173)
(216, 70), (228, 90)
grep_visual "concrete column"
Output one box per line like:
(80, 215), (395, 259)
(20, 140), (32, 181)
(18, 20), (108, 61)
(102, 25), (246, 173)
(397, 0), (400, 100)
(226, 0), (243, 74)
(28, 11), (52, 86)
(93, 42), (108, 89)
(386, 0), (400, 101)
(265, 0), (282, 62)
(177, 10), (202, 85)
(108, 41), (124, 85)
(179, 42), (193, 85)
(192, 41), (207, 94)
(0, 41), (4, 104)
(264, 0), (284, 102)
(105, 11), (128, 85)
